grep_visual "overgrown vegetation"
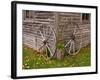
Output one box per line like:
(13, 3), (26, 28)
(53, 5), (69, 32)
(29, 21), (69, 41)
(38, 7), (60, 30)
(56, 42), (65, 52)
(23, 45), (91, 69)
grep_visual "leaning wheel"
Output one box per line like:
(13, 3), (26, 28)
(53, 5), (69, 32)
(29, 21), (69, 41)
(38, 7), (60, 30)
(64, 22), (82, 55)
(37, 23), (56, 59)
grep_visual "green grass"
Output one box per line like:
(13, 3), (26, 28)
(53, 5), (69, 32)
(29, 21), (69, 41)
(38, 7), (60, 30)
(22, 45), (91, 69)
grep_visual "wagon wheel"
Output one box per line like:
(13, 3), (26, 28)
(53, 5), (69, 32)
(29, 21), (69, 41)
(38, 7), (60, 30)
(38, 24), (56, 59)
(64, 22), (82, 55)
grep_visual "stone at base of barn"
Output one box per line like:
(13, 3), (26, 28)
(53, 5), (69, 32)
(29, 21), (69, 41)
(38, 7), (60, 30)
(54, 49), (64, 60)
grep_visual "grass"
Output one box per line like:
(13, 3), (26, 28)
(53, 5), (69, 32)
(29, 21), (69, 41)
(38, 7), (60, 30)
(22, 45), (91, 69)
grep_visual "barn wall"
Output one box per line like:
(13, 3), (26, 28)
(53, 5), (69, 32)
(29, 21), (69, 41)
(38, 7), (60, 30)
(22, 11), (56, 50)
(57, 12), (90, 48)
(22, 10), (90, 50)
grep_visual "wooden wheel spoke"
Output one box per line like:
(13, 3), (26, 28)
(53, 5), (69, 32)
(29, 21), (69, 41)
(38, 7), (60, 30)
(73, 25), (77, 35)
(65, 40), (71, 47)
(42, 25), (45, 37)
(46, 32), (52, 41)
(68, 40), (73, 53)
(39, 44), (45, 51)
(72, 41), (75, 54)
(46, 43), (53, 57)
(47, 26), (55, 41)
(39, 30), (45, 40)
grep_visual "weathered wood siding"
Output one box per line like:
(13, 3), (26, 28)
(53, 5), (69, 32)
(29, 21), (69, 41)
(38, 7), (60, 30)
(23, 10), (90, 50)
(57, 13), (90, 48)
(23, 23), (43, 50)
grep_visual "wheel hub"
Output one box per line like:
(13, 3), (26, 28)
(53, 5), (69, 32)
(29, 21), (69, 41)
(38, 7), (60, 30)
(43, 39), (48, 45)
(71, 34), (75, 40)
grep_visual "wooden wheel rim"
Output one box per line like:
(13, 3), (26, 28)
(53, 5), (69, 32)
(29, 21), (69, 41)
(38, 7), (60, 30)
(37, 23), (56, 59)
(64, 22), (82, 55)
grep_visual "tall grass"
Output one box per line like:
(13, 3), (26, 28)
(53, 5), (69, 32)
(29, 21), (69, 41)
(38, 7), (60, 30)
(22, 45), (91, 69)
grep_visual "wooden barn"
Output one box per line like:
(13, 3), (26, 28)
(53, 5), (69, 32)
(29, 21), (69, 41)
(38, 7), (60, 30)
(22, 10), (90, 57)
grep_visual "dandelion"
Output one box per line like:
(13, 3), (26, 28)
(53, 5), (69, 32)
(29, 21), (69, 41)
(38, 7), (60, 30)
(26, 59), (29, 62)
(38, 58), (41, 60)
(36, 62), (39, 65)
(26, 66), (30, 69)
(48, 61), (51, 64)
(25, 63), (28, 66)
